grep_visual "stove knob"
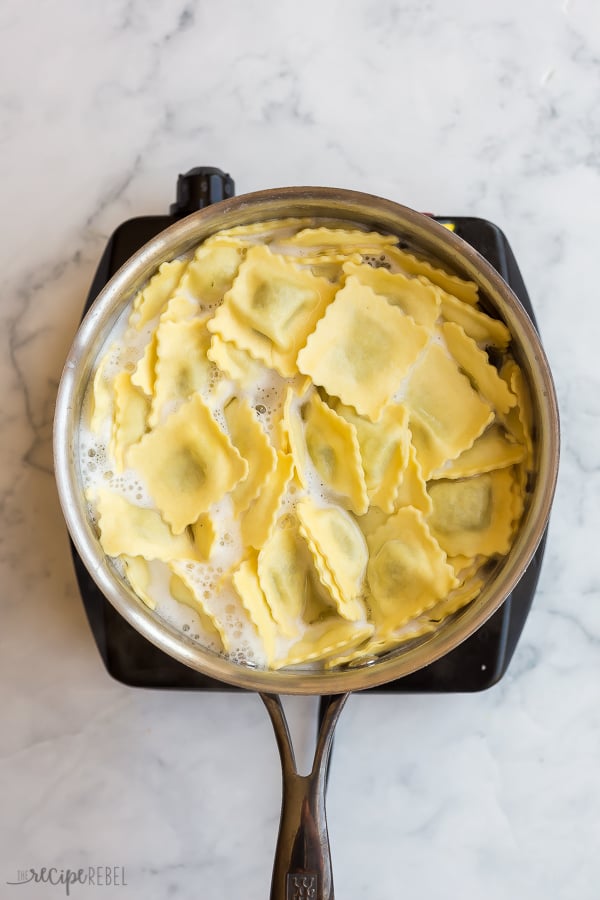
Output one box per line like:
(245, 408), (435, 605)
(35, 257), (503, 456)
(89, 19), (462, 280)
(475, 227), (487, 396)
(170, 167), (235, 218)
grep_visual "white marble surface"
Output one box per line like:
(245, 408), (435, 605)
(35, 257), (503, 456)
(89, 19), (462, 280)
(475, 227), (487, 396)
(1, 0), (599, 897)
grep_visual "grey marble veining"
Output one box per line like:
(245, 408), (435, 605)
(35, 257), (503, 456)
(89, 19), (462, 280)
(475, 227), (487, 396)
(1, 0), (599, 897)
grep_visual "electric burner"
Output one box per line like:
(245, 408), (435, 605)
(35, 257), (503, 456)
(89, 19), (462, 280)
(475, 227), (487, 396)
(71, 167), (547, 693)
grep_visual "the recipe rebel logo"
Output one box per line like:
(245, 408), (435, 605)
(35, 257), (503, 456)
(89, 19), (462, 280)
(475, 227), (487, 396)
(6, 866), (128, 895)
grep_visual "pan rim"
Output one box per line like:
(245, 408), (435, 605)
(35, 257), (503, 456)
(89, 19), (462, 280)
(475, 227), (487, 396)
(54, 186), (560, 694)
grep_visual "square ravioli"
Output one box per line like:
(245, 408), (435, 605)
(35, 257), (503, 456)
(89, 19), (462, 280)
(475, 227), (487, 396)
(367, 506), (458, 632)
(128, 393), (248, 534)
(207, 244), (336, 376)
(297, 276), (429, 421)
(94, 490), (202, 562)
(404, 342), (494, 475)
(343, 260), (441, 329)
(427, 468), (517, 557)
(180, 239), (245, 306)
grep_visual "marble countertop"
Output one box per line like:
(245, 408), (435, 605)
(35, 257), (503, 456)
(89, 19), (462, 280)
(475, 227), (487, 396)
(1, 0), (599, 897)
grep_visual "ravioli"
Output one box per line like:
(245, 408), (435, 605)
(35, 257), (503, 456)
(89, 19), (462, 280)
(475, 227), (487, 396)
(283, 251), (363, 283)
(334, 399), (410, 513)
(296, 499), (368, 621)
(131, 260), (188, 329)
(240, 451), (294, 550)
(257, 525), (310, 637)
(207, 334), (265, 389)
(430, 425), (525, 480)
(273, 620), (375, 669)
(427, 468), (517, 557)
(111, 371), (149, 471)
(149, 317), (213, 427)
(179, 240), (245, 306)
(394, 442), (432, 514)
(128, 393), (248, 534)
(404, 343), (494, 475)
(385, 245), (480, 305)
(231, 555), (278, 666)
(207, 244), (336, 376)
(89, 348), (114, 433)
(442, 322), (516, 414)
(122, 555), (156, 610)
(501, 360), (534, 466)
(324, 621), (436, 669)
(367, 506), (458, 632)
(204, 217), (313, 242)
(224, 396), (277, 515)
(279, 225), (399, 253)
(297, 277), (429, 421)
(425, 575), (486, 623)
(343, 260), (441, 329)
(94, 490), (201, 562)
(300, 391), (368, 515)
(440, 290), (511, 348)
(191, 514), (216, 560)
(159, 294), (199, 324)
(131, 332), (158, 396)
(169, 564), (228, 651)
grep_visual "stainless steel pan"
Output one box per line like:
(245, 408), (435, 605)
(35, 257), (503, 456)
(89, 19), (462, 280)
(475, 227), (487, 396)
(54, 187), (559, 898)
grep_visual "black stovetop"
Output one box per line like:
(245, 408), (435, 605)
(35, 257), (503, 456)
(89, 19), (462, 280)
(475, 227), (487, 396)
(71, 167), (546, 693)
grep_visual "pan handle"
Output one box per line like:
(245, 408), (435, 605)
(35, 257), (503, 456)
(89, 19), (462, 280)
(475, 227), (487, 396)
(260, 692), (349, 900)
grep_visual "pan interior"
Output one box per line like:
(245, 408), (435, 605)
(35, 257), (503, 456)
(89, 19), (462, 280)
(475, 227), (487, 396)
(54, 188), (559, 694)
